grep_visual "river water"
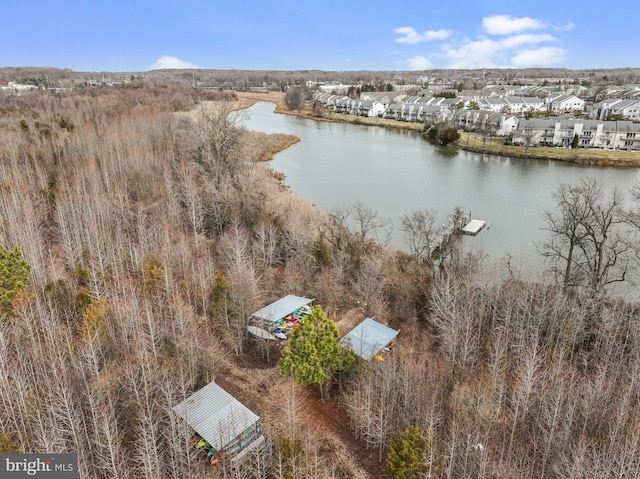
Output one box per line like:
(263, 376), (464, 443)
(242, 102), (640, 274)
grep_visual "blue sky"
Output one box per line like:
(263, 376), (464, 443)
(2, 0), (638, 72)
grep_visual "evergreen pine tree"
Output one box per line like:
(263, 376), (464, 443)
(0, 244), (30, 321)
(387, 426), (430, 479)
(80, 296), (107, 340)
(278, 305), (354, 399)
(571, 133), (579, 149)
(142, 253), (164, 293)
(0, 431), (16, 453)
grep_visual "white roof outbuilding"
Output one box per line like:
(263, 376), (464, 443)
(340, 318), (399, 361)
(251, 294), (314, 323)
(172, 382), (259, 451)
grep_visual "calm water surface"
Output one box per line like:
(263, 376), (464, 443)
(242, 102), (640, 272)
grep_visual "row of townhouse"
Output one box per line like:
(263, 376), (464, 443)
(359, 91), (407, 104)
(384, 95), (459, 123)
(544, 93), (585, 113)
(319, 93), (459, 121)
(314, 92), (520, 135)
(454, 93), (580, 113)
(596, 85), (640, 101)
(450, 87), (585, 113)
(454, 110), (519, 136)
(513, 119), (640, 150)
(438, 83), (572, 100)
(473, 96), (546, 113)
(313, 91), (586, 119)
(383, 102), (450, 123)
(589, 98), (640, 121)
(313, 92), (640, 149)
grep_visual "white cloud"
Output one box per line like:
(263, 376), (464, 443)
(555, 22), (575, 32)
(445, 38), (502, 68)
(482, 15), (544, 35)
(150, 56), (200, 70)
(500, 33), (556, 49)
(444, 34), (562, 68)
(394, 26), (454, 44)
(408, 56), (433, 70)
(511, 47), (566, 67)
(392, 14), (573, 69)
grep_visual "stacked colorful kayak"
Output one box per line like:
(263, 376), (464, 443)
(270, 305), (313, 339)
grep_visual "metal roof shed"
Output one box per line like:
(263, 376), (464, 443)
(339, 318), (399, 361)
(251, 294), (314, 323)
(172, 382), (259, 452)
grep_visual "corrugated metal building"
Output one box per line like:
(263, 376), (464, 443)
(339, 318), (399, 361)
(173, 382), (260, 454)
(251, 294), (313, 323)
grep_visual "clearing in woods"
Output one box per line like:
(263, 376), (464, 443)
(213, 308), (389, 479)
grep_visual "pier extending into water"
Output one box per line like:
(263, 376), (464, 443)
(462, 219), (487, 235)
(430, 209), (486, 258)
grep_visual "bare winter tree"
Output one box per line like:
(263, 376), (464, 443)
(400, 209), (438, 262)
(175, 162), (207, 244)
(284, 85), (306, 111)
(351, 202), (392, 249)
(541, 177), (636, 294)
(351, 254), (388, 319)
(626, 181), (640, 255)
(217, 221), (261, 354)
(521, 123), (536, 151)
(322, 205), (352, 253)
(320, 203), (391, 255)
(429, 276), (482, 371)
(195, 102), (246, 177)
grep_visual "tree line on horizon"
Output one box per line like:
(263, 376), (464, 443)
(3, 65), (640, 93)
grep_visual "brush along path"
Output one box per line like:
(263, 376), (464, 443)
(207, 308), (382, 478)
(213, 340), (381, 479)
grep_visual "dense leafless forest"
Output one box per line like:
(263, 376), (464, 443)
(1, 80), (640, 479)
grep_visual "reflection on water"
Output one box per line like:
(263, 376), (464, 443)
(242, 102), (640, 276)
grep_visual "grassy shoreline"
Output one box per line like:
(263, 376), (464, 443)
(250, 132), (301, 161)
(232, 90), (640, 168)
(455, 131), (640, 168)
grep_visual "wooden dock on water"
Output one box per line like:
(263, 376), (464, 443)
(462, 219), (487, 235)
(429, 211), (487, 257)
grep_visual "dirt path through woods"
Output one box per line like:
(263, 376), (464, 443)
(215, 340), (387, 479)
